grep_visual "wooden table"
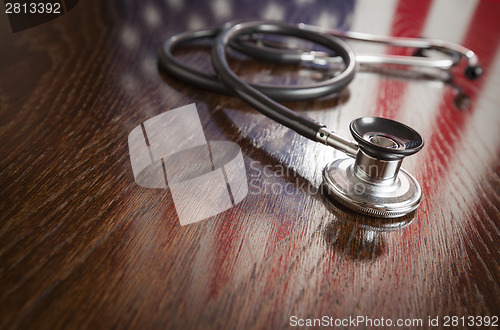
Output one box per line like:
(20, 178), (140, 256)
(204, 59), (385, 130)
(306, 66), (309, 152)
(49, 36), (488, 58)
(1, 0), (499, 328)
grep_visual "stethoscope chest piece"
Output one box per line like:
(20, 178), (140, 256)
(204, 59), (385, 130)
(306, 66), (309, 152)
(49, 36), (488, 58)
(322, 117), (424, 218)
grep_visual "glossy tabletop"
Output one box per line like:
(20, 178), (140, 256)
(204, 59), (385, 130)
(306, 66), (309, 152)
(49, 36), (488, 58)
(1, 0), (499, 329)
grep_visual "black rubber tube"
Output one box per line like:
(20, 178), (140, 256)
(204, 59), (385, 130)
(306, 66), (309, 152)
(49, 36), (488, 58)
(158, 20), (357, 140)
(211, 21), (356, 140)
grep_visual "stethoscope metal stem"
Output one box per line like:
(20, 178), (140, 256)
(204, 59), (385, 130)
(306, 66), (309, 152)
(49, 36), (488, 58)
(299, 23), (480, 68)
(316, 127), (358, 157)
(304, 52), (457, 70)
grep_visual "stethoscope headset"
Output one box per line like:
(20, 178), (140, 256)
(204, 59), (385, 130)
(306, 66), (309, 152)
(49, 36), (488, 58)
(157, 20), (482, 218)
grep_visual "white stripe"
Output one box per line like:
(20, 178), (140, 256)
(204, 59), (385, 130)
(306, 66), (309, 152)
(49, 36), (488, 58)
(423, 0), (479, 43)
(397, 0), (480, 148)
(349, 0), (399, 53)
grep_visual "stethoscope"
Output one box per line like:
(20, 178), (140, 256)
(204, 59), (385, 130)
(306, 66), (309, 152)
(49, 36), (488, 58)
(158, 20), (481, 218)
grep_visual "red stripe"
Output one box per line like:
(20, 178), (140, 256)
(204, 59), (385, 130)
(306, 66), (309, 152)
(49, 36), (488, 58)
(373, 0), (433, 118)
(421, 0), (500, 195)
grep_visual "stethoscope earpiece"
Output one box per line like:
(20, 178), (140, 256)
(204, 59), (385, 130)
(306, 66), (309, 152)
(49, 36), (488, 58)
(322, 117), (423, 218)
(465, 65), (483, 80)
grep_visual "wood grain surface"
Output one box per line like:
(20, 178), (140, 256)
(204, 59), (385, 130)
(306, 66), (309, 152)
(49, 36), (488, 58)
(1, 0), (499, 329)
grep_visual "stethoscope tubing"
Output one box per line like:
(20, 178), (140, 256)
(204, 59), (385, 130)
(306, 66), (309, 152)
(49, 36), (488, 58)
(158, 23), (356, 102)
(158, 20), (481, 143)
(159, 20), (358, 142)
(211, 21), (357, 140)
